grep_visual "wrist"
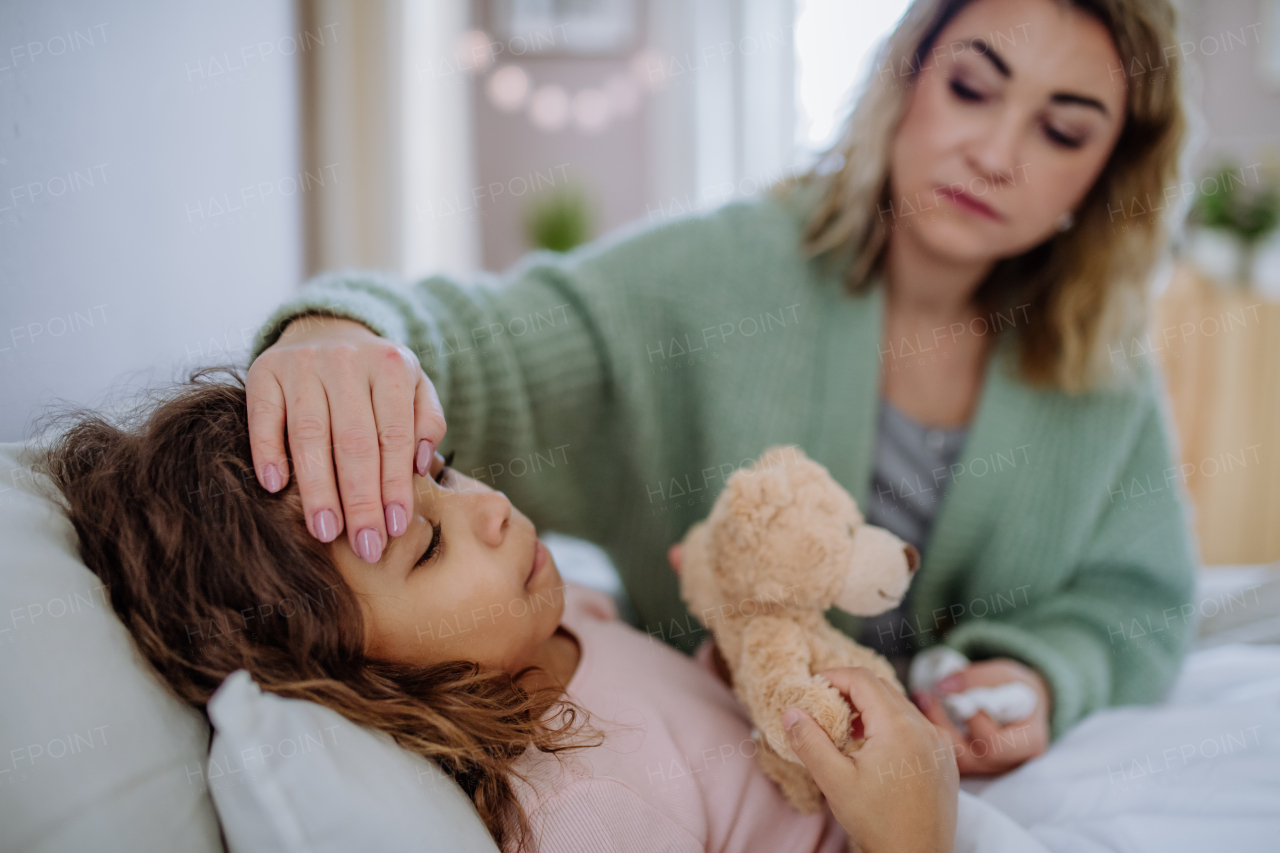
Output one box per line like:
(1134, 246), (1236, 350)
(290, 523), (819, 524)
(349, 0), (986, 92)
(278, 313), (378, 343)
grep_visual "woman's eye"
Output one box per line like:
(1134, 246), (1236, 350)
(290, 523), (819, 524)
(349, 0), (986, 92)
(949, 78), (984, 102)
(1044, 125), (1084, 149)
(417, 521), (443, 568)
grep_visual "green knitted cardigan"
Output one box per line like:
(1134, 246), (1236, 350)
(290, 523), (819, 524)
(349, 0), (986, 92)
(250, 185), (1199, 741)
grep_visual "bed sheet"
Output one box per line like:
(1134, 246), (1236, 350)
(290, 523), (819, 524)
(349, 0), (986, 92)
(971, 644), (1280, 852)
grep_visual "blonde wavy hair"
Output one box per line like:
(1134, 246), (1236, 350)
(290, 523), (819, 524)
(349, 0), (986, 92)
(784, 0), (1194, 392)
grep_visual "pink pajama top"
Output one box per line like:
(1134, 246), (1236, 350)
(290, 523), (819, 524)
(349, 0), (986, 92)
(507, 583), (848, 852)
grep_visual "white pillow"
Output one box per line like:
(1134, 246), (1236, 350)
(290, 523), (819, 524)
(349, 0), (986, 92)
(207, 670), (499, 853)
(0, 442), (223, 852)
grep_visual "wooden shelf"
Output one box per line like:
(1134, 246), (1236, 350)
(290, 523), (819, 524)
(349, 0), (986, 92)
(1153, 264), (1280, 564)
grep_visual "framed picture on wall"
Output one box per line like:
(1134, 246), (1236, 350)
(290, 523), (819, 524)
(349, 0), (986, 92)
(488, 0), (640, 57)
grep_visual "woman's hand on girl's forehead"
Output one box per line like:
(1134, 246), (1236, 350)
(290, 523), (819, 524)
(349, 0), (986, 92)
(246, 314), (448, 565)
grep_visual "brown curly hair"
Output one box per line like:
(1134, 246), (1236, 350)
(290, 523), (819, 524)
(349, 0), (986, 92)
(38, 367), (596, 851)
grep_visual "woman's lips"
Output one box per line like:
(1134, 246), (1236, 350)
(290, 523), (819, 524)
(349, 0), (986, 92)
(937, 186), (1002, 221)
(527, 539), (547, 586)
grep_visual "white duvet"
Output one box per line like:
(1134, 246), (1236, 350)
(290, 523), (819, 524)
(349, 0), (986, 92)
(954, 644), (1280, 853)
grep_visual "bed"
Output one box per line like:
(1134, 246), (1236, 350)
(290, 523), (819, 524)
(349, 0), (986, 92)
(1, 441), (1275, 852)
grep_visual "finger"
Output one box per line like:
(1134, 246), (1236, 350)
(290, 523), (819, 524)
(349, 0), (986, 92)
(974, 714), (1047, 765)
(819, 667), (903, 730)
(327, 365), (386, 564)
(668, 543), (684, 575)
(966, 711), (1009, 758)
(245, 364), (290, 493)
(371, 350), (420, 540)
(955, 745), (990, 776)
(934, 666), (971, 694)
(285, 372), (344, 544)
(412, 369), (447, 478)
(915, 692), (967, 744)
(913, 693), (967, 767)
(944, 659), (1034, 691)
(782, 708), (851, 792)
(962, 713), (1037, 774)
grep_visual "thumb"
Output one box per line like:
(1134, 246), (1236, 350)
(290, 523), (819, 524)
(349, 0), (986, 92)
(782, 708), (849, 791)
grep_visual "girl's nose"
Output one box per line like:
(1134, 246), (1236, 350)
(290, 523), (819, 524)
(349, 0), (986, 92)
(473, 491), (512, 547)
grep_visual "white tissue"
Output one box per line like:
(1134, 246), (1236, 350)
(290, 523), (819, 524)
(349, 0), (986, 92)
(908, 646), (970, 694)
(907, 647), (1038, 733)
(942, 684), (1038, 725)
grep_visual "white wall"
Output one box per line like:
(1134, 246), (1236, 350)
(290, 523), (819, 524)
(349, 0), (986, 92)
(0, 0), (304, 440)
(1182, 0), (1280, 175)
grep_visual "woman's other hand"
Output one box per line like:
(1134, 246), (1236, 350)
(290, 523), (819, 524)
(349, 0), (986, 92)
(914, 657), (1051, 776)
(784, 667), (958, 853)
(246, 315), (447, 561)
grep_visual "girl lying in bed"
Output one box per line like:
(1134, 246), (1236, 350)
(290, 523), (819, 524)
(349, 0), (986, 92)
(43, 369), (958, 853)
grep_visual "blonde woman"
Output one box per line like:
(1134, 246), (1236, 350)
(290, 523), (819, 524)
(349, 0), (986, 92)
(245, 0), (1197, 779)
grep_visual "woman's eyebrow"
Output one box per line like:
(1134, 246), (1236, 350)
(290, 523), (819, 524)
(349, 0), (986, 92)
(966, 37), (1111, 118)
(1050, 91), (1110, 117)
(969, 38), (1011, 77)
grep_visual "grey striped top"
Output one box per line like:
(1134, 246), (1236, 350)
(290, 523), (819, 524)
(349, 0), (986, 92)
(857, 398), (968, 672)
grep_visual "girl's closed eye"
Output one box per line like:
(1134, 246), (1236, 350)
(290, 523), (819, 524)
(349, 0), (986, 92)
(417, 521), (443, 568)
(434, 449), (455, 486)
(416, 450), (455, 569)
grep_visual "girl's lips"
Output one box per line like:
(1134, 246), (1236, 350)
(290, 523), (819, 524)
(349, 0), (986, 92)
(937, 186), (1002, 221)
(526, 539), (547, 586)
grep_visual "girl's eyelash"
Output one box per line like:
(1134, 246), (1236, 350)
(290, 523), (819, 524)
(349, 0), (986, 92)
(434, 450), (456, 484)
(416, 451), (455, 568)
(417, 521), (443, 568)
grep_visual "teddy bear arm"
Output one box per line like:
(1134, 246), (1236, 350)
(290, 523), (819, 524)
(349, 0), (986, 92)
(810, 620), (904, 693)
(738, 616), (852, 765)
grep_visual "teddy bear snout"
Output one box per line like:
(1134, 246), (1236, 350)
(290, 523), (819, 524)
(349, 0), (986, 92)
(904, 543), (920, 575)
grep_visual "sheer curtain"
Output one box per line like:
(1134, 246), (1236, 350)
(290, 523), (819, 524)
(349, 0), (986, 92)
(298, 0), (479, 280)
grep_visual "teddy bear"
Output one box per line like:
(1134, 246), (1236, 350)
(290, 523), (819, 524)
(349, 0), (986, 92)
(677, 445), (920, 814)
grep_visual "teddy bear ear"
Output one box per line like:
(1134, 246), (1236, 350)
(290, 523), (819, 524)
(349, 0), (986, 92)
(716, 463), (787, 551)
(754, 445), (810, 479)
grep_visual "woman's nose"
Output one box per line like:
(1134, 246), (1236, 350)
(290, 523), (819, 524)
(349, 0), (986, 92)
(968, 111), (1022, 180)
(472, 491), (512, 547)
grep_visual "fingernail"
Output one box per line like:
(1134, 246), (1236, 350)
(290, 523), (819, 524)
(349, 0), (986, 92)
(782, 709), (800, 731)
(262, 463), (282, 493)
(936, 675), (962, 693)
(313, 509), (338, 543)
(415, 439), (435, 477)
(386, 503), (407, 537)
(355, 527), (383, 563)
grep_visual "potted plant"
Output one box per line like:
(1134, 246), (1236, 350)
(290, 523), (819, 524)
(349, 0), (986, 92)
(524, 181), (594, 253)
(1186, 159), (1280, 290)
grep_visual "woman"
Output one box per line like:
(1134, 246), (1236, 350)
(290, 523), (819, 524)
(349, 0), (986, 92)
(43, 370), (958, 852)
(245, 0), (1198, 774)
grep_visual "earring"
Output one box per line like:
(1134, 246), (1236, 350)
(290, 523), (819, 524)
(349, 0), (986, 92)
(1056, 210), (1075, 232)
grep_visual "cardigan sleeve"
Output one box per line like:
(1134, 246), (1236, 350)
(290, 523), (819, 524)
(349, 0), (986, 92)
(518, 779), (703, 853)
(244, 195), (806, 544)
(943, 388), (1199, 741)
(246, 256), (617, 540)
